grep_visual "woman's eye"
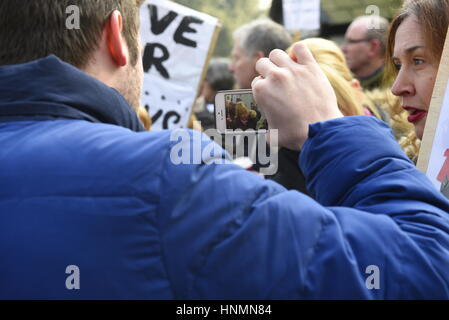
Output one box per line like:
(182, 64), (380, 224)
(394, 63), (401, 71)
(413, 58), (424, 66)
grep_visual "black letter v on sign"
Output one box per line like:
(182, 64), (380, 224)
(148, 4), (178, 35)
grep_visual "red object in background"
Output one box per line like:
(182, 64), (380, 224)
(437, 149), (449, 182)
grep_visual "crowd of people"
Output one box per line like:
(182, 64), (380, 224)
(2, 0), (449, 299)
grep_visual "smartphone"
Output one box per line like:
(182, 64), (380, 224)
(215, 89), (268, 133)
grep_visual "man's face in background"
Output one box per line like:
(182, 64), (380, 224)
(341, 21), (371, 76)
(229, 42), (259, 89)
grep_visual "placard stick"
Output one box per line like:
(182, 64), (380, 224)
(417, 26), (449, 172)
(194, 22), (222, 99)
(188, 23), (222, 131)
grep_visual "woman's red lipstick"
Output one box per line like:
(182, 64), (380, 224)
(403, 106), (427, 123)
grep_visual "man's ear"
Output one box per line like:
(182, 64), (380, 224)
(255, 51), (266, 60)
(368, 39), (381, 58)
(106, 10), (129, 67)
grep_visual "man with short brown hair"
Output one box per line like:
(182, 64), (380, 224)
(0, 0), (144, 111)
(0, 0), (143, 67)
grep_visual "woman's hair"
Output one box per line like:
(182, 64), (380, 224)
(365, 88), (420, 160)
(236, 101), (250, 118)
(386, 0), (449, 78)
(292, 38), (364, 116)
(138, 107), (152, 131)
(390, 96), (421, 162)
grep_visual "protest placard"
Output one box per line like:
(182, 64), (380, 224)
(140, 0), (220, 130)
(282, 0), (320, 32)
(417, 28), (449, 198)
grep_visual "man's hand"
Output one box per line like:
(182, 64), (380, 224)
(252, 42), (343, 151)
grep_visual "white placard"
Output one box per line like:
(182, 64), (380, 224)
(424, 80), (449, 197)
(417, 27), (449, 198)
(140, 0), (219, 130)
(282, 0), (320, 31)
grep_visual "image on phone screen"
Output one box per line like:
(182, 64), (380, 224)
(224, 92), (268, 131)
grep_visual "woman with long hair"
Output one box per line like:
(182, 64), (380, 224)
(387, 0), (449, 144)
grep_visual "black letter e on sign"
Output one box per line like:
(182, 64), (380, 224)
(149, 3), (204, 49)
(174, 16), (204, 48)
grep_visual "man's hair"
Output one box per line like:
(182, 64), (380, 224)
(205, 58), (235, 92)
(0, 0), (144, 68)
(233, 19), (292, 57)
(354, 15), (389, 56)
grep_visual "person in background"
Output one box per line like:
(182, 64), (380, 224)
(233, 101), (258, 131)
(341, 15), (389, 90)
(229, 19), (292, 89)
(194, 58), (235, 130)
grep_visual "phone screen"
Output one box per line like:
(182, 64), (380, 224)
(224, 92), (268, 131)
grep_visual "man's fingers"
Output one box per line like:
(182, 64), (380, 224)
(251, 75), (264, 91)
(255, 57), (278, 78)
(269, 49), (295, 68)
(288, 42), (316, 66)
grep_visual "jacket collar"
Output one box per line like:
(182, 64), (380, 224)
(0, 55), (144, 132)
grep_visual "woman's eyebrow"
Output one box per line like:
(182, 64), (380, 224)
(404, 45), (425, 54)
(393, 45), (425, 60)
